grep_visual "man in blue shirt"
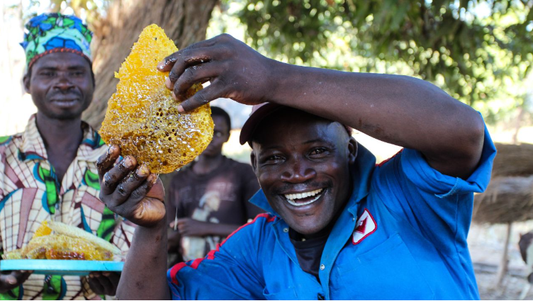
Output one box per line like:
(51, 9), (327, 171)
(96, 34), (495, 299)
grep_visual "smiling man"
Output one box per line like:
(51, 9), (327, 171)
(0, 13), (135, 299)
(96, 34), (497, 299)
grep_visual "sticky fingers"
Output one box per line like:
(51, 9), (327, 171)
(97, 145), (120, 174)
(97, 145), (122, 194)
(99, 155), (137, 198)
(108, 164), (150, 208)
(114, 172), (164, 228)
(157, 54), (178, 72)
(178, 83), (227, 112)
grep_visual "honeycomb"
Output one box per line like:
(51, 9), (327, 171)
(33, 220), (52, 237)
(22, 235), (112, 261)
(2, 221), (116, 261)
(99, 24), (214, 174)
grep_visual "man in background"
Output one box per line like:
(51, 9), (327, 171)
(166, 106), (262, 266)
(0, 13), (134, 299)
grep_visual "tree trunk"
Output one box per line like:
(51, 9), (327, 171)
(83, 0), (219, 129)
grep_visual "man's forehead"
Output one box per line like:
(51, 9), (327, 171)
(33, 52), (91, 69)
(262, 108), (338, 131)
(253, 115), (346, 146)
(244, 105), (352, 147)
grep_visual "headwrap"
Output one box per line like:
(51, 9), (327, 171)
(20, 13), (93, 69)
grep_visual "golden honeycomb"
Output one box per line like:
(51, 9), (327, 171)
(99, 24), (214, 174)
(3, 221), (117, 261)
(22, 235), (112, 261)
(33, 220), (52, 237)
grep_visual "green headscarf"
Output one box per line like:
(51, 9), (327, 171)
(20, 13), (93, 68)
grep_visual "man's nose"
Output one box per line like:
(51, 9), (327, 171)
(280, 159), (316, 182)
(54, 72), (74, 90)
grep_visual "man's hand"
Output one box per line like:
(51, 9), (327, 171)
(96, 145), (166, 227)
(157, 34), (276, 112)
(87, 272), (120, 296)
(0, 270), (31, 293)
(172, 218), (243, 238)
(174, 218), (212, 237)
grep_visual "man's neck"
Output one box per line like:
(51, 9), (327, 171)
(36, 114), (83, 148)
(35, 113), (84, 183)
(192, 153), (225, 175)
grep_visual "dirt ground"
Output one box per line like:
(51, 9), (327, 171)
(476, 272), (532, 300)
(469, 222), (533, 300)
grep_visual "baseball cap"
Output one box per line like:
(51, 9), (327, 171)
(239, 102), (352, 145)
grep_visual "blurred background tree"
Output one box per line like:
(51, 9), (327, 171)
(8, 0), (533, 130)
(236, 0), (533, 127)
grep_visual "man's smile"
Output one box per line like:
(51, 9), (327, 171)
(51, 98), (79, 107)
(49, 91), (83, 107)
(283, 188), (324, 207)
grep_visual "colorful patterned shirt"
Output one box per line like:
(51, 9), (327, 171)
(0, 115), (136, 300)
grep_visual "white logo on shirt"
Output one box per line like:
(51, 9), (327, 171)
(352, 209), (376, 245)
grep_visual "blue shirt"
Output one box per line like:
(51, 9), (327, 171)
(167, 127), (496, 299)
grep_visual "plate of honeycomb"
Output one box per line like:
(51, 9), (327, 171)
(0, 260), (124, 276)
(99, 24), (214, 174)
(1, 221), (124, 275)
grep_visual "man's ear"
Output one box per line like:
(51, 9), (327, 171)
(348, 137), (358, 165)
(250, 150), (257, 173)
(23, 73), (31, 93)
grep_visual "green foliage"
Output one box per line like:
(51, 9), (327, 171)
(21, 0), (109, 26)
(236, 0), (533, 124)
(31, 0), (533, 125)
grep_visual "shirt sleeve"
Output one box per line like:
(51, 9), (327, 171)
(167, 214), (269, 300)
(399, 125), (496, 197)
(372, 124), (496, 254)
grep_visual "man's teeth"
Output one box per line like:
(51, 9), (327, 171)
(285, 189), (323, 200)
(284, 188), (323, 207)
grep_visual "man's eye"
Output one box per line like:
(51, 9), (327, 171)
(213, 131), (224, 138)
(310, 148), (328, 157)
(263, 154), (284, 164)
(71, 71), (85, 77)
(40, 71), (55, 77)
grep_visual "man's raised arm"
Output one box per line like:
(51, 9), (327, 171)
(159, 34), (484, 179)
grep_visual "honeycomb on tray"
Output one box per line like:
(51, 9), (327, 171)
(22, 235), (113, 260)
(99, 24), (214, 174)
(2, 221), (119, 261)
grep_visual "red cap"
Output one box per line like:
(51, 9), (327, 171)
(239, 102), (352, 145)
(239, 102), (284, 145)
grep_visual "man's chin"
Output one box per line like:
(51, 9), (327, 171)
(39, 110), (82, 121)
(54, 113), (83, 121)
(287, 217), (328, 236)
